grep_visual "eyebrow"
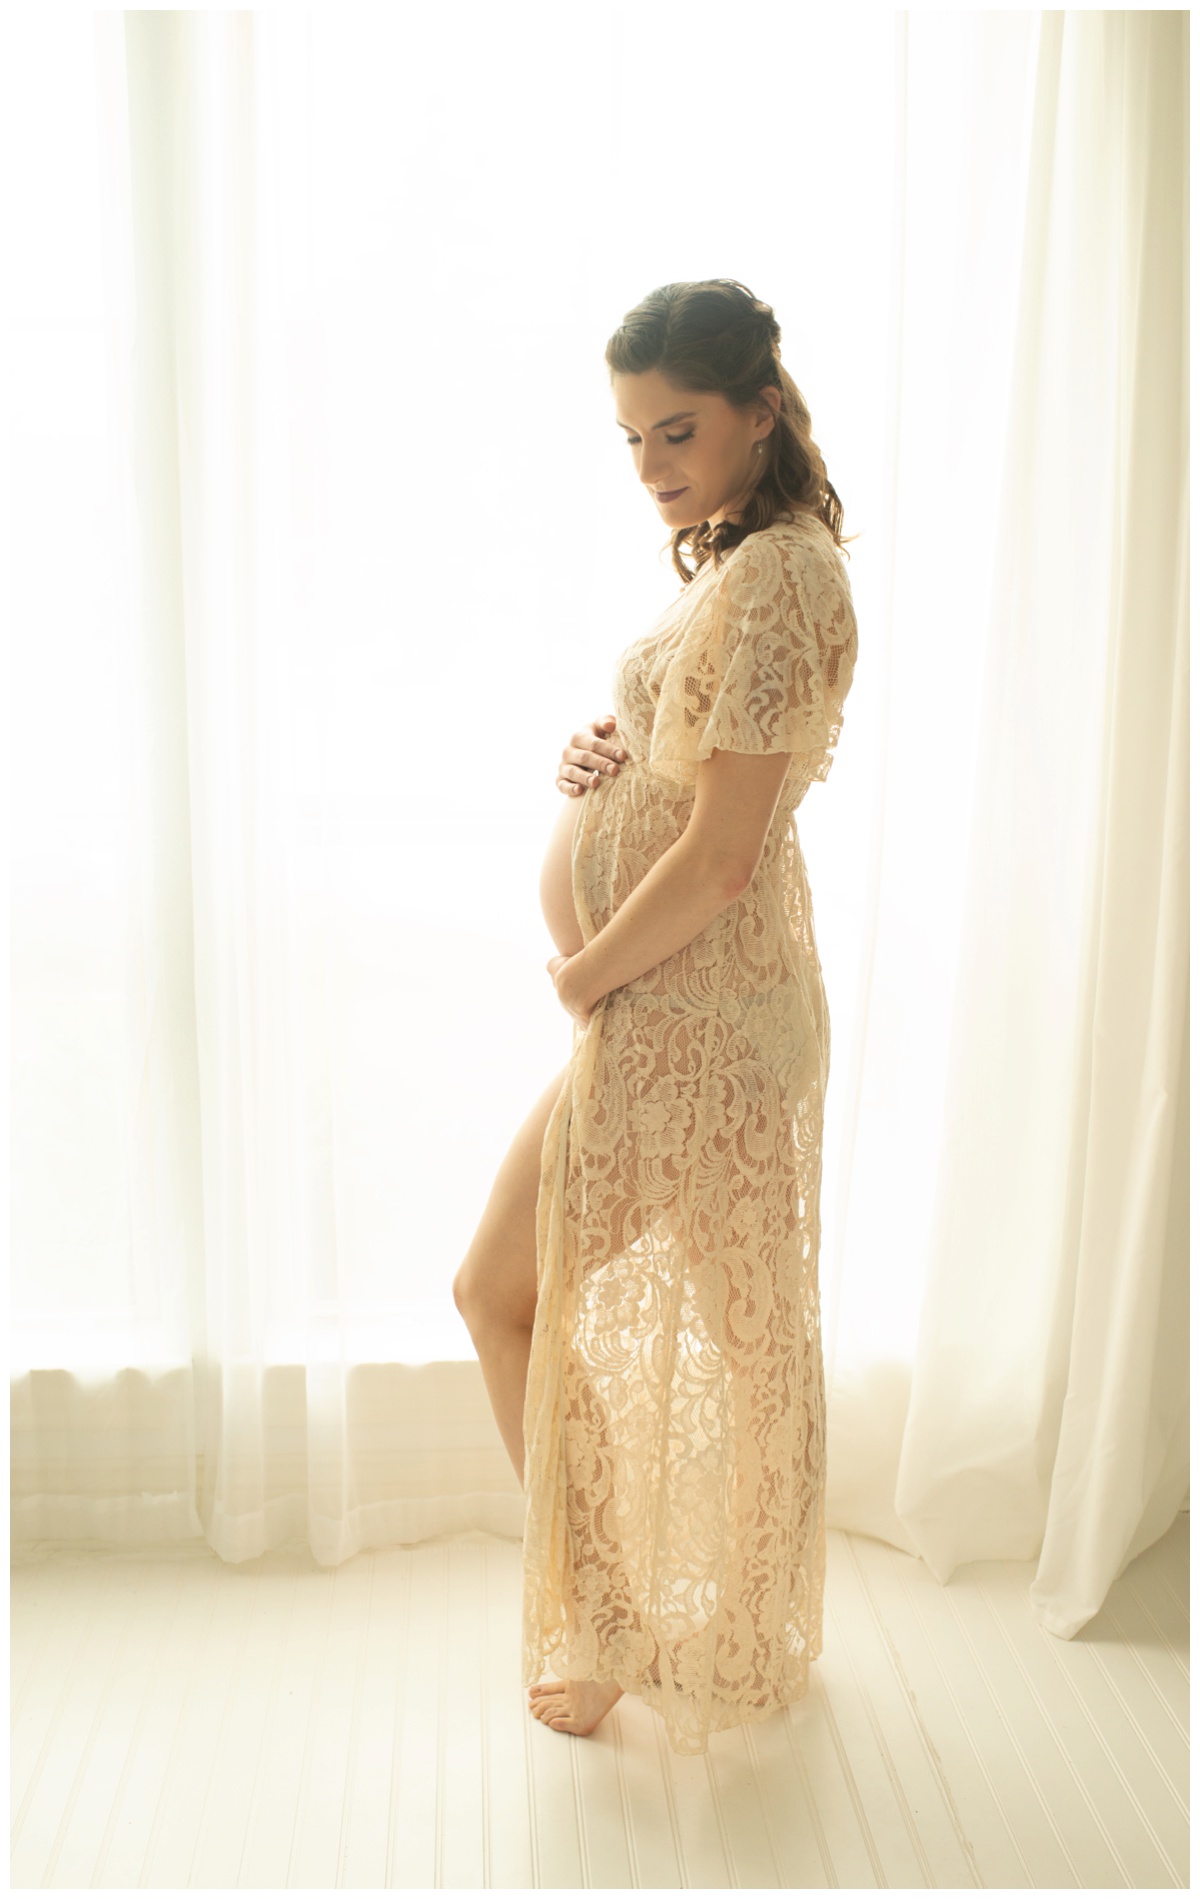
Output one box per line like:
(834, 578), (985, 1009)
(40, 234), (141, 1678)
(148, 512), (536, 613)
(615, 411), (698, 432)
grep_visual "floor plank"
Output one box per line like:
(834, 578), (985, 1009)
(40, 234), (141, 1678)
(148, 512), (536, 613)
(10, 1515), (1189, 1888)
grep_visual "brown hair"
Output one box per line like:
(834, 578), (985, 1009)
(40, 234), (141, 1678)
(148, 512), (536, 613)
(605, 277), (858, 584)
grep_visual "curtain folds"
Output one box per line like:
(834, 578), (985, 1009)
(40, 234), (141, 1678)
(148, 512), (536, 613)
(11, 11), (1187, 1646)
(829, 10), (1188, 1639)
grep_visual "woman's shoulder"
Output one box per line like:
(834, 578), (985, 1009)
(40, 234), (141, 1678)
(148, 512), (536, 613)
(755, 508), (842, 557)
(710, 510), (844, 587)
(707, 513), (856, 655)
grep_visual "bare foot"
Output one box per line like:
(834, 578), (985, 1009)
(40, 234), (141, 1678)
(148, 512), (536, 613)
(528, 1676), (624, 1735)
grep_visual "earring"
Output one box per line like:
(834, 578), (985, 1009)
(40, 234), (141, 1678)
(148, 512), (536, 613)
(756, 443), (764, 454)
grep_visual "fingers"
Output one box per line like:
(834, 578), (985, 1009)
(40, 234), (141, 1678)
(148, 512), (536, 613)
(557, 761), (591, 795)
(591, 715), (624, 764)
(557, 718), (627, 796)
(558, 755), (617, 796)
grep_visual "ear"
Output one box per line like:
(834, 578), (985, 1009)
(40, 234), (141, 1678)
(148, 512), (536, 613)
(758, 385), (783, 432)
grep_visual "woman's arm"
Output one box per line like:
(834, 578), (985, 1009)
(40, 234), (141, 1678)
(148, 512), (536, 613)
(571, 748), (792, 1009)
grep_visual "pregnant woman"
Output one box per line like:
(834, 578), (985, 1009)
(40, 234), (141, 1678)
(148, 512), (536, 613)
(453, 277), (859, 1757)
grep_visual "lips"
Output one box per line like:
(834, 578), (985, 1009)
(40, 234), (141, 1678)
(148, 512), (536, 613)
(654, 487), (687, 502)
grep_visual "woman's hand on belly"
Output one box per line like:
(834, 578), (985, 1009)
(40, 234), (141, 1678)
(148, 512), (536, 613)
(557, 714), (627, 797)
(541, 714), (629, 957)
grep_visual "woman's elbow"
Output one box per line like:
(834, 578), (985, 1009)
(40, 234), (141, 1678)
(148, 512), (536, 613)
(723, 855), (759, 899)
(680, 834), (758, 904)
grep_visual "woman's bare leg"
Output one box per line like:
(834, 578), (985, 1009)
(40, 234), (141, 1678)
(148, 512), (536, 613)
(453, 1063), (570, 1484)
(452, 1062), (625, 1736)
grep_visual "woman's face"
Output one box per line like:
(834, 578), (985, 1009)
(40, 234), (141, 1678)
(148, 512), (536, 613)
(611, 367), (779, 530)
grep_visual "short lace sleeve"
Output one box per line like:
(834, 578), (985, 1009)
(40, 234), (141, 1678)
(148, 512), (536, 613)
(649, 520), (858, 795)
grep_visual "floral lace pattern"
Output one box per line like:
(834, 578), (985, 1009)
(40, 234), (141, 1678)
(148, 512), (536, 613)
(521, 512), (858, 1754)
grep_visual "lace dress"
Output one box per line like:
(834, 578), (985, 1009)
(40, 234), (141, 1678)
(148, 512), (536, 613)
(521, 510), (859, 1755)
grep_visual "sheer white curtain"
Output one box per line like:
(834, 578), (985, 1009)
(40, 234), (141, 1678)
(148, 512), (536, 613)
(8, 4), (891, 1558)
(822, 11), (1188, 1639)
(9, 9), (1186, 1639)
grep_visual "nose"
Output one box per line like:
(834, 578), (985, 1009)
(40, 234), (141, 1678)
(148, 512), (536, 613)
(637, 447), (676, 490)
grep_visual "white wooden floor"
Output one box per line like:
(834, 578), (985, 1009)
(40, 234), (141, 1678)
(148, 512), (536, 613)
(11, 1512), (1188, 1889)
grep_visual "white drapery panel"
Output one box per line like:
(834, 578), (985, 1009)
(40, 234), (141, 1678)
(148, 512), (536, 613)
(823, 11), (1188, 1639)
(10, 11), (1186, 1639)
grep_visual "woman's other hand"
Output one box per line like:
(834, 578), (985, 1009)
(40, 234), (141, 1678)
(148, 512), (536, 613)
(557, 715), (627, 796)
(546, 953), (597, 1027)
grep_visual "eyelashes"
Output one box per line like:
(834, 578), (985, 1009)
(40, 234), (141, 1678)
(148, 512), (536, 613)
(624, 430), (695, 447)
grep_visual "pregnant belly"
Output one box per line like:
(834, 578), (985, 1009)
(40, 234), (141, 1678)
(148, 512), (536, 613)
(540, 791), (587, 958)
(571, 758), (691, 944)
(571, 763), (810, 1006)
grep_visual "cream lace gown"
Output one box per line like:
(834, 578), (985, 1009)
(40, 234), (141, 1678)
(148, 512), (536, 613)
(522, 511), (858, 1755)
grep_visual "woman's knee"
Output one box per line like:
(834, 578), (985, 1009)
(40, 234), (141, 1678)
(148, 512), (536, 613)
(454, 1243), (536, 1332)
(453, 1063), (570, 1328)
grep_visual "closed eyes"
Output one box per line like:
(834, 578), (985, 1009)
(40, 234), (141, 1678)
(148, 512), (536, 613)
(624, 430), (694, 447)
